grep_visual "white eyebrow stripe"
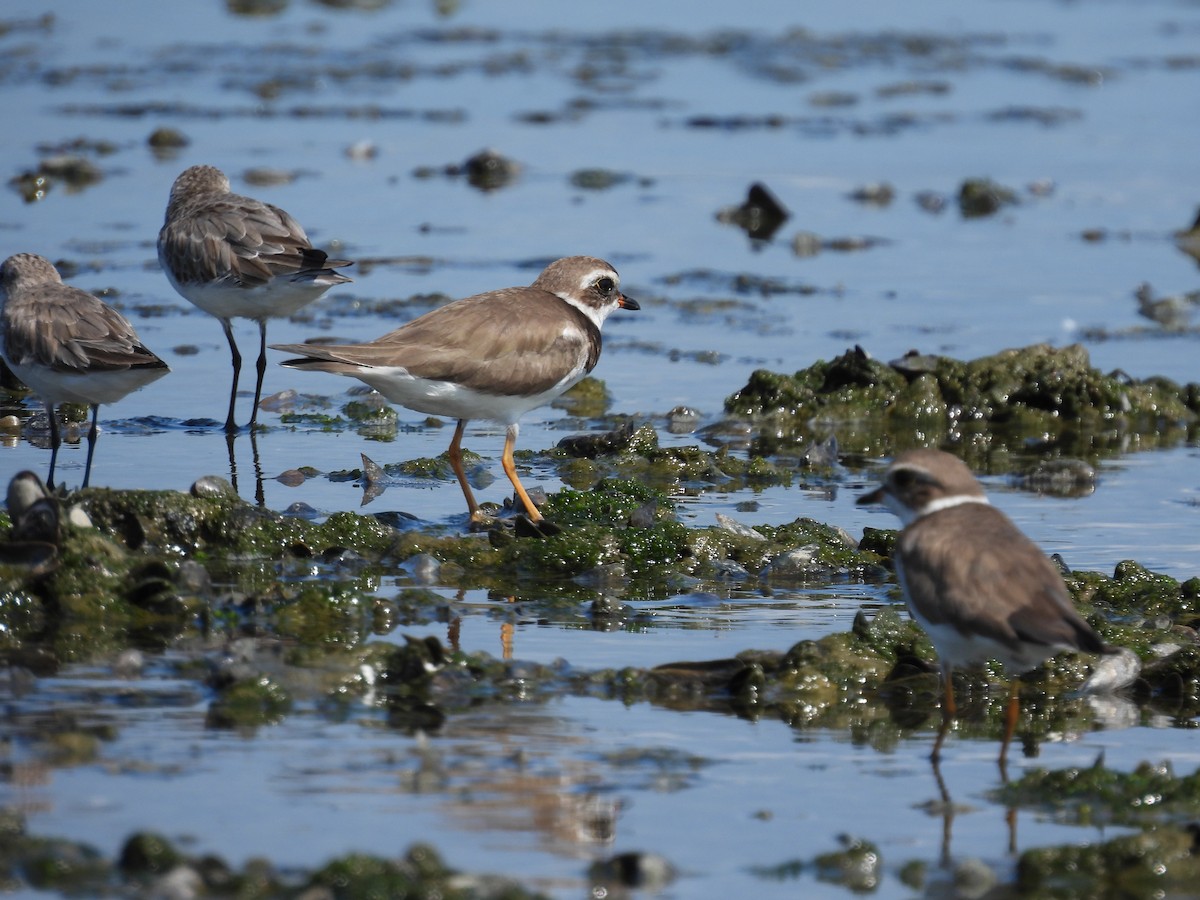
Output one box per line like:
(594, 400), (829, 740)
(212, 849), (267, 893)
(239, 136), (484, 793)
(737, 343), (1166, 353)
(578, 268), (616, 289)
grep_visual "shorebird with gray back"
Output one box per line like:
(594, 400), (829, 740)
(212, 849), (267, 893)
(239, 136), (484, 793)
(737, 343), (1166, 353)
(272, 256), (638, 525)
(857, 448), (1113, 767)
(157, 165), (352, 432)
(0, 253), (170, 489)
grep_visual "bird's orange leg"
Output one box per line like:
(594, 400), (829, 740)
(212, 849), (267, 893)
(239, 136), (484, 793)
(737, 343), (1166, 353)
(501, 423), (543, 521)
(932, 669), (956, 762)
(446, 419), (481, 519)
(999, 678), (1021, 777)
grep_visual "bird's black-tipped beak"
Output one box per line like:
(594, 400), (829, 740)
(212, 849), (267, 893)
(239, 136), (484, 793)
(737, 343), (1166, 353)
(618, 294), (640, 311)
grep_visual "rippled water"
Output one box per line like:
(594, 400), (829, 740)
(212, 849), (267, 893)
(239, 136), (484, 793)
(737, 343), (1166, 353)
(3, 0), (1200, 896)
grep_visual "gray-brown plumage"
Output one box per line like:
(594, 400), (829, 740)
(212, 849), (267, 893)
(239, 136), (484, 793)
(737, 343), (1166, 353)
(858, 448), (1110, 766)
(0, 253), (169, 488)
(276, 285), (602, 398)
(157, 164), (351, 432)
(272, 256), (638, 523)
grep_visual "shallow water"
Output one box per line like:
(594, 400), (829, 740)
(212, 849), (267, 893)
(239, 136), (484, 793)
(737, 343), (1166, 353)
(3, 0), (1200, 896)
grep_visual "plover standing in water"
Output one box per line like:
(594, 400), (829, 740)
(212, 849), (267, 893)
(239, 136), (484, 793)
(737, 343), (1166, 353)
(272, 256), (638, 524)
(857, 448), (1112, 767)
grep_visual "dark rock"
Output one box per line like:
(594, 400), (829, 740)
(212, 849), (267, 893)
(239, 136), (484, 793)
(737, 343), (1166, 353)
(716, 182), (790, 241)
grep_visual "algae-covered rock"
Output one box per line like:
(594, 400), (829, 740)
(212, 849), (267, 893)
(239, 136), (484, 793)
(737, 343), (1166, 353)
(118, 831), (183, 876)
(21, 838), (111, 892)
(1000, 759), (1200, 828)
(1072, 560), (1197, 618)
(1018, 825), (1200, 897)
(206, 676), (292, 730)
(957, 176), (1018, 217)
(5, 821), (547, 899)
(724, 343), (1198, 462)
(308, 849), (443, 898)
(813, 835), (882, 893)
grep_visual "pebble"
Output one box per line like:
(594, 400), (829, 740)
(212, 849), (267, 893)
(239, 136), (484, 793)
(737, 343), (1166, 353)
(589, 851), (676, 890)
(345, 139), (378, 161)
(400, 552), (440, 584)
(714, 513), (766, 541)
(1080, 647), (1141, 694)
(190, 476), (236, 498)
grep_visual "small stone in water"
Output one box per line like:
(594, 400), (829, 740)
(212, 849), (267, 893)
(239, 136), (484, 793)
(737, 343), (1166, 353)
(276, 469), (308, 487)
(282, 502), (319, 519)
(589, 851), (676, 890)
(402, 552), (441, 584)
(714, 513), (766, 541)
(666, 405), (700, 434)
(146, 126), (189, 149)
(460, 148), (521, 191)
(914, 190), (946, 214)
(848, 181), (894, 206)
(345, 139), (378, 161)
(258, 389), (297, 412)
(792, 231), (823, 257)
(242, 167), (294, 187)
(716, 182), (790, 242)
(191, 476), (236, 498)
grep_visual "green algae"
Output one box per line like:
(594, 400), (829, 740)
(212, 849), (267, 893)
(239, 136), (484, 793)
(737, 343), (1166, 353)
(1000, 760), (1200, 827)
(21, 838), (110, 893)
(0, 818), (548, 899)
(397, 448), (483, 480)
(1, 461), (1181, 699)
(813, 835), (882, 893)
(81, 488), (401, 560)
(4, 341), (1200, 900)
(724, 343), (1199, 462)
(1017, 825), (1200, 898)
(206, 675), (292, 730)
(1071, 560), (1200, 618)
(278, 411), (344, 429)
(271, 583), (373, 648)
(118, 831), (183, 876)
(343, 398), (398, 426)
(552, 374), (611, 417)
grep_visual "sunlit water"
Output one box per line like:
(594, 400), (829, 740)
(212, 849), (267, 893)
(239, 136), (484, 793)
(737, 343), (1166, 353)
(3, 0), (1200, 895)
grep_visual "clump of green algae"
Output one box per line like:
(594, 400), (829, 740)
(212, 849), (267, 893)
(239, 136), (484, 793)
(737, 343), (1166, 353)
(724, 343), (1198, 462)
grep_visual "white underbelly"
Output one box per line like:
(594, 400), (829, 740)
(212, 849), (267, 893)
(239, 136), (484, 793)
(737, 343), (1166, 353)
(11, 362), (168, 406)
(352, 365), (587, 425)
(164, 270), (329, 321)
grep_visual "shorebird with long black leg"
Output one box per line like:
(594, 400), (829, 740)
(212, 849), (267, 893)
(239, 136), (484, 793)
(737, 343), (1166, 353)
(0, 253), (170, 489)
(156, 164), (352, 433)
(272, 256), (638, 527)
(857, 448), (1113, 770)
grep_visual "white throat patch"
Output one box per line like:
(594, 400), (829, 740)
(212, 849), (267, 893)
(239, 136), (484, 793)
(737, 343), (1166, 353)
(556, 268), (618, 329)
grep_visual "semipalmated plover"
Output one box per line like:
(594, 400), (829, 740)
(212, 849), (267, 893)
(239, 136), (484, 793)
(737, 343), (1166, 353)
(0, 253), (169, 489)
(857, 448), (1109, 765)
(272, 256), (638, 524)
(157, 165), (352, 433)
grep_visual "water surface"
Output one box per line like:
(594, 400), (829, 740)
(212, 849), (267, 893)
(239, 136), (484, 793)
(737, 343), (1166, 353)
(2, 0), (1200, 896)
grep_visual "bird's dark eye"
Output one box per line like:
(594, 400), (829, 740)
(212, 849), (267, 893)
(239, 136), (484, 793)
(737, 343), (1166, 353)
(892, 469), (917, 490)
(596, 277), (615, 295)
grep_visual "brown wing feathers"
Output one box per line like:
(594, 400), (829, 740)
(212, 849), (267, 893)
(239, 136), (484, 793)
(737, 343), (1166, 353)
(277, 288), (599, 397)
